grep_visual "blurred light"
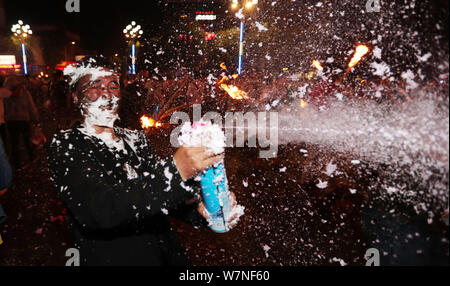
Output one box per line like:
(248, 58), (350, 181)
(312, 60), (324, 71)
(131, 21), (136, 26)
(195, 14), (216, 20)
(245, 2), (253, 9)
(18, 20), (23, 25)
(21, 43), (27, 75)
(205, 32), (216, 41)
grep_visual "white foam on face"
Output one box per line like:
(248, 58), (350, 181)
(63, 59), (113, 86)
(178, 120), (226, 154)
(76, 89), (123, 152)
(81, 95), (119, 129)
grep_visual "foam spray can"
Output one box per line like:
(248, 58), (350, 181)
(199, 160), (231, 233)
(178, 120), (242, 233)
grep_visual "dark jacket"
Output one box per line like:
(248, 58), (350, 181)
(46, 123), (204, 265)
(0, 137), (12, 224)
(4, 87), (39, 123)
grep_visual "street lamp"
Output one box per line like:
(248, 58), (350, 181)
(231, 0), (258, 75)
(11, 20), (32, 75)
(123, 21), (143, 74)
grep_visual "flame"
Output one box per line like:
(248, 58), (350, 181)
(348, 44), (369, 69)
(220, 62), (227, 70)
(312, 60), (323, 71)
(300, 99), (308, 108)
(140, 115), (162, 129)
(221, 83), (248, 100)
(231, 74), (239, 79)
(217, 75), (229, 85)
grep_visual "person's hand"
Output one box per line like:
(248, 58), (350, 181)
(198, 192), (240, 228)
(173, 146), (224, 181)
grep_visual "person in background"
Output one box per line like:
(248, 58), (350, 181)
(0, 75), (12, 145)
(49, 70), (70, 130)
(3, 76), (40, 169)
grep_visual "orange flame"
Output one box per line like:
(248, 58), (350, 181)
(312, 60), (323, 71)
(348, 45), (369, 69)
(220, 62), (227, 70)
(221, 83), (248, 100)
(300, 99), (308, 108)
(140, 115), (162, 129)
(217, 76), (229, 85)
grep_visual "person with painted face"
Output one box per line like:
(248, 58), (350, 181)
(46, 56), (226, 265)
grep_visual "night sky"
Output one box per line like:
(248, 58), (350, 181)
(1, 0), (448, 76)
(3, 0), (164, 53)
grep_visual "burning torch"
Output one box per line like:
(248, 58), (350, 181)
(344, 44), (369, 79)
(312, 60), (324, 72)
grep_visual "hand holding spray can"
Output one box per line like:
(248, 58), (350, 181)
(178, 120), (244, 233)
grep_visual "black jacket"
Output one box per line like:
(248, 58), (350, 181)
(46, 123), (203, 265)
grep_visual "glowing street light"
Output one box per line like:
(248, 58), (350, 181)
(123, 21), (143, 74)
(11, 20), (32, 75)
(232, 0), (257, 10)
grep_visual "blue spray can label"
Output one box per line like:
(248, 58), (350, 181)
(200, 160), (230, 233)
